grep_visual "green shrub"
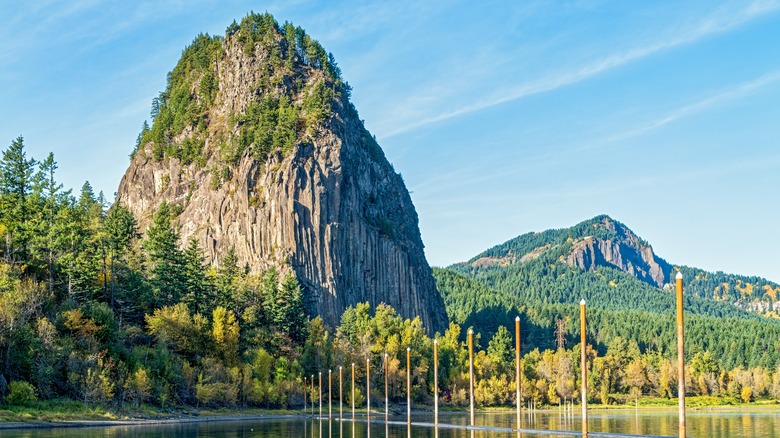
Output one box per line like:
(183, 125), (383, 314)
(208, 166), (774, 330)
(6, 381), (38, 406)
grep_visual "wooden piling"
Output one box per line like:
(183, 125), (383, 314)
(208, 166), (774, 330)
(580, 299), (587, 437)
(385, 353), (389, 423)
(468, 327), (475, 427)
(434, 338), (439, 426)
(407, 347), (411, 424)
(516, 315), (521, 430)
(676, 271), (686, 438)
(319, 372), (322, 419)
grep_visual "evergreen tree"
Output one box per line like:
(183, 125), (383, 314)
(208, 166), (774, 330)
(182, 238), (209, 314)
(0, 136), (37, 267)
(55, 183), (103, 302)
(80, 183), (109, 302)
(261, 266), (279, 325)
(276, 272), (307, 343)
(104, 205), (138, 308)
(30, 153), (63, 293)
(216, 246), (239, 309)
(142, 201), (185, 308)
(488, 325), (513, 374)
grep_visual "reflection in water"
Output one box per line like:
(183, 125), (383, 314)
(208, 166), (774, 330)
(2, 410), (780, 437)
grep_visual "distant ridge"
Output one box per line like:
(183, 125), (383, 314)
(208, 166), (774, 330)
(466, 215), (671, 287)
(450, 214), (780, 319)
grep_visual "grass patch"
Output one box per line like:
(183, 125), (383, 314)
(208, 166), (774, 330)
(0, 398), (118, 422)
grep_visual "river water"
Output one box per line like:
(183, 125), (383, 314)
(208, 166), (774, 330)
(1, 409), (778, 437)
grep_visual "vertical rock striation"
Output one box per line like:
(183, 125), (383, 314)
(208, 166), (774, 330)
(115, 15), (447, 333)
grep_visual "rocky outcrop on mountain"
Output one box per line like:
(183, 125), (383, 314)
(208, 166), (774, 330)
(115, 14), (447, 333)
(563, 216), (670, 287)
(565, 234), (670, 287)
(462, 215), (671, 288)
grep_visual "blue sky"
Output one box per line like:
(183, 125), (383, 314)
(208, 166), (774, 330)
(2, 1), (779, 281)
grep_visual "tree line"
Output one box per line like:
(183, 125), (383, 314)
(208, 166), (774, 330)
(1, 136), (777, 411)
(0, 136), (308, 407)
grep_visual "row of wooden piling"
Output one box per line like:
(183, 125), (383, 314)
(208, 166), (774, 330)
(302, 273), (688, 437)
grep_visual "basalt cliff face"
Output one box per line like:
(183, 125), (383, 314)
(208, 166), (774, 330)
(116, 15), (447, 333)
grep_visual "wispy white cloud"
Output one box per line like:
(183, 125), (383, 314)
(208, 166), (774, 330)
(408, 68), (780, 202)
(381, 0), (780, 138)
(600, 70), (780, 144)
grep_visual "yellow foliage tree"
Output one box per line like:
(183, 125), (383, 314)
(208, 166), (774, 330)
(212, 306), (240, 366)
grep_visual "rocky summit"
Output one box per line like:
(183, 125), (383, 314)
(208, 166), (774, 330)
(465, 215), (671, 287)
(116, 14), (447, 333)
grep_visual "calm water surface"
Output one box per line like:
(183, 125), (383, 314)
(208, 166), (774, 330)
(1, 409), (778, 437)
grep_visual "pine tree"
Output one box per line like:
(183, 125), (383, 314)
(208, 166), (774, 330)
(32, 153), (63, 293)
(277, 272), (307, 343)
(104, 205), (138, 308)
(216, 246), (239, 309)
(261, 266), (279, 325)
(55, 183), (102, 302)
(0, 136), (37, 267)
(142, 201), (185, 308)
(182, 238), (209, 314)
(488, 325), (513, 371)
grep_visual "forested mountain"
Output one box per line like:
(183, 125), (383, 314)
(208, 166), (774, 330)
(452, 215), (780, 318)
(435, 215), (780, 371)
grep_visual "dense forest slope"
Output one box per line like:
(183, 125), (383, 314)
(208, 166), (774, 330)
(434, 268), (780, 370)
(435, 215), (780, 369)
(115, 14), (446, 332)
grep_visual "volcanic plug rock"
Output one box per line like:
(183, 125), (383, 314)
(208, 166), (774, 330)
(116, 14), (447, 333)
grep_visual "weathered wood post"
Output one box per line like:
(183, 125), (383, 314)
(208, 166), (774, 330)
(351, 363), (355, 420)
(339, 366), (343, 421)
(580, 299), (587, 437)
(434, 338), (439, 426)
(385, 353), (389, 423)
(311, 375), (315, 417)
(329, 369), (332, 419)
(304, 376), (307, 415)
(515, 315), (521, 430)
(676, 271), (686, 438)
(468, 327), (475, 427)
(319, 372), (323, 419)
(407, 347), (412, 424)
(366, 357), (371, 422)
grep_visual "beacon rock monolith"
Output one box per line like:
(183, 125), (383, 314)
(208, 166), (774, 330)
(116, 15), (447, 333)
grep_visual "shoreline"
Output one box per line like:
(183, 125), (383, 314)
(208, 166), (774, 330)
(2, 403), (780, 431)
(0, 413), (304, 431)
